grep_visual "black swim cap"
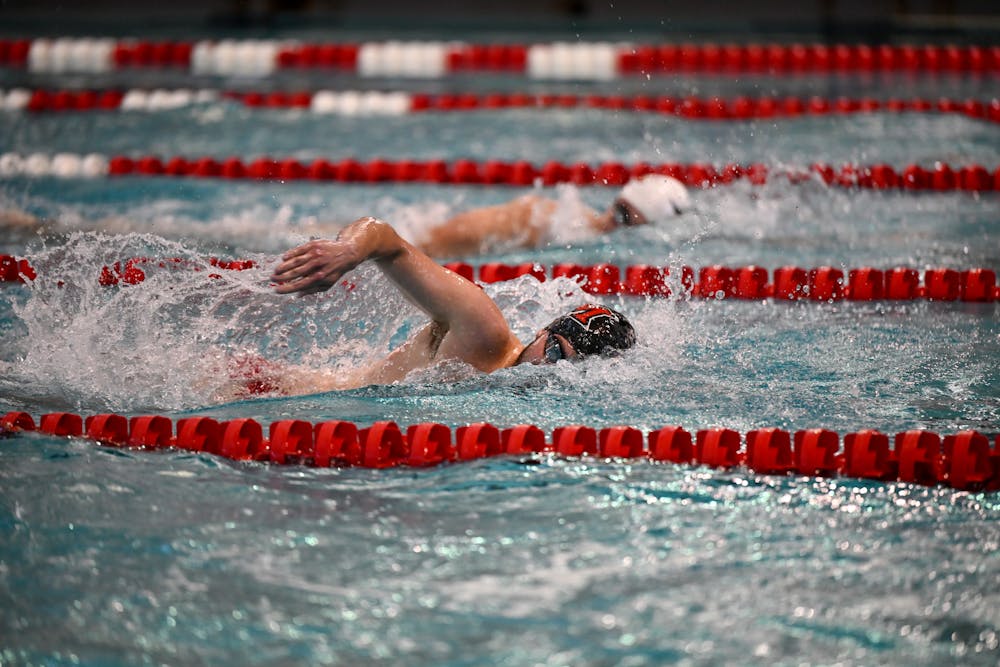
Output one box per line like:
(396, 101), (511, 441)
(543, 304), (637, 357)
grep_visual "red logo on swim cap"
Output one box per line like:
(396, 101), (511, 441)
(567, 305), (619, 331)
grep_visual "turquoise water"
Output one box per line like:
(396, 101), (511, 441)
(1, 48), (999, 666)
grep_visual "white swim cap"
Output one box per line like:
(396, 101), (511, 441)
(619, 175), (691, 222)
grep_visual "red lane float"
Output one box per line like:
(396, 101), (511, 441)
(455, 423), (501, 459)
(130, 415), (174, 448)
(3, 254), (998, 302)
(12, 88), (1000, 125)
(39, 412), (83, 437)
(312, 420), (357, 467)
(176, 417), (222, 453)
(5, 410), (998, 492)
(0, 256), (37, 284)
(599, 426), (645, 458)
(746, 427), (794, 474)
(85, 414), (128, 445)
(406, 422), (454, 466)
(1, 411), (36, 432)
(696, 428), (742, 468)
(895, 430), (943, 486)
(648, 426), (694, 463)
(502, 424), (547, 455)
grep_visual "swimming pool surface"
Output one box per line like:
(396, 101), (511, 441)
(1, 30), (999, 667)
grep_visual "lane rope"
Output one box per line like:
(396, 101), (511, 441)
(1, 152), (997, 192)
(4, 88), (999, 124)
(2, 255), (997, 302)
(2, 38), (998, 78)
(2, 411), (997, 492)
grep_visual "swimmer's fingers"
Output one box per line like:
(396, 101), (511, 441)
(271, 242), (323, 280)
(273, 268), (344, 294)
(281, 241), (314, 259)
(271, 249), (331, 287)
(271, 258), (316, 284)
(273, 254), (351, 293)
(278, 241), (327, 265)
(273, 240), (358, 277)
(272, 239), (365, 294)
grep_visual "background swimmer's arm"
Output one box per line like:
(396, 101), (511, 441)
(272, 217), (520, 370)
(417, 195), (553, 258)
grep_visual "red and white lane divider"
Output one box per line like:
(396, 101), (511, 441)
(1, 153), (998, 192)
(3, 254), (997, 302)
(2, 411), (998, 492)
(2, 38), (998, 78)
(0, 88), (222, 112)
(449, 263), (1000, 303)
(6, 87), (1000, 124)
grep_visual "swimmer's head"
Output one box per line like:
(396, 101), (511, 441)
(613, 175), (691, 227)
(516, 304), (637, 365)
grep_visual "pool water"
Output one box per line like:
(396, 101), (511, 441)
(1, 37), (999, 666)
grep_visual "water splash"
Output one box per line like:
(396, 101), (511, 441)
(0, 232), (413, 411)
(0, 232), (692, 415)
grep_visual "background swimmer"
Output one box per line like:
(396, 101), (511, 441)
(0, 174), (689, 258)
(413, 174), (690, 257)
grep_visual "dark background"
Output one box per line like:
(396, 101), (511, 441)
(1, 0), (999, 42)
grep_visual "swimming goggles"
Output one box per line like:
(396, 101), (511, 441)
(611, 201), (637, 227)
(612, 200), (683, 227)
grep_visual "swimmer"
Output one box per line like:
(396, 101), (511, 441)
(261, 215), (636, 394)
(0, 174), (689, 258)
(414, 173), (691, 257)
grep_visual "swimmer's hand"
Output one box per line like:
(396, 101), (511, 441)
(271, 216), (396, 295)
(271, 238), (360, 294)
(271, 218), (375, 294)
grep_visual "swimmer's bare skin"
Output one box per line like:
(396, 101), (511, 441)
(416, 194), (621, 258)
(0, 192), (634, 259)
(271, 216), (554, 386)
(0, 209), (44, 229)
(294, 192), (632, 258)
(0, 207), (142, 239)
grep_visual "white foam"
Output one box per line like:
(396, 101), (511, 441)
(543, 184), (603, 245)
(1, 229), (686, 412)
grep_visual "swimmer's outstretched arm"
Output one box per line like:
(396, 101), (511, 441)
(418, 195), (548, 257)
(271, 217), (522, 372)
(417, 195), (613, 258)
